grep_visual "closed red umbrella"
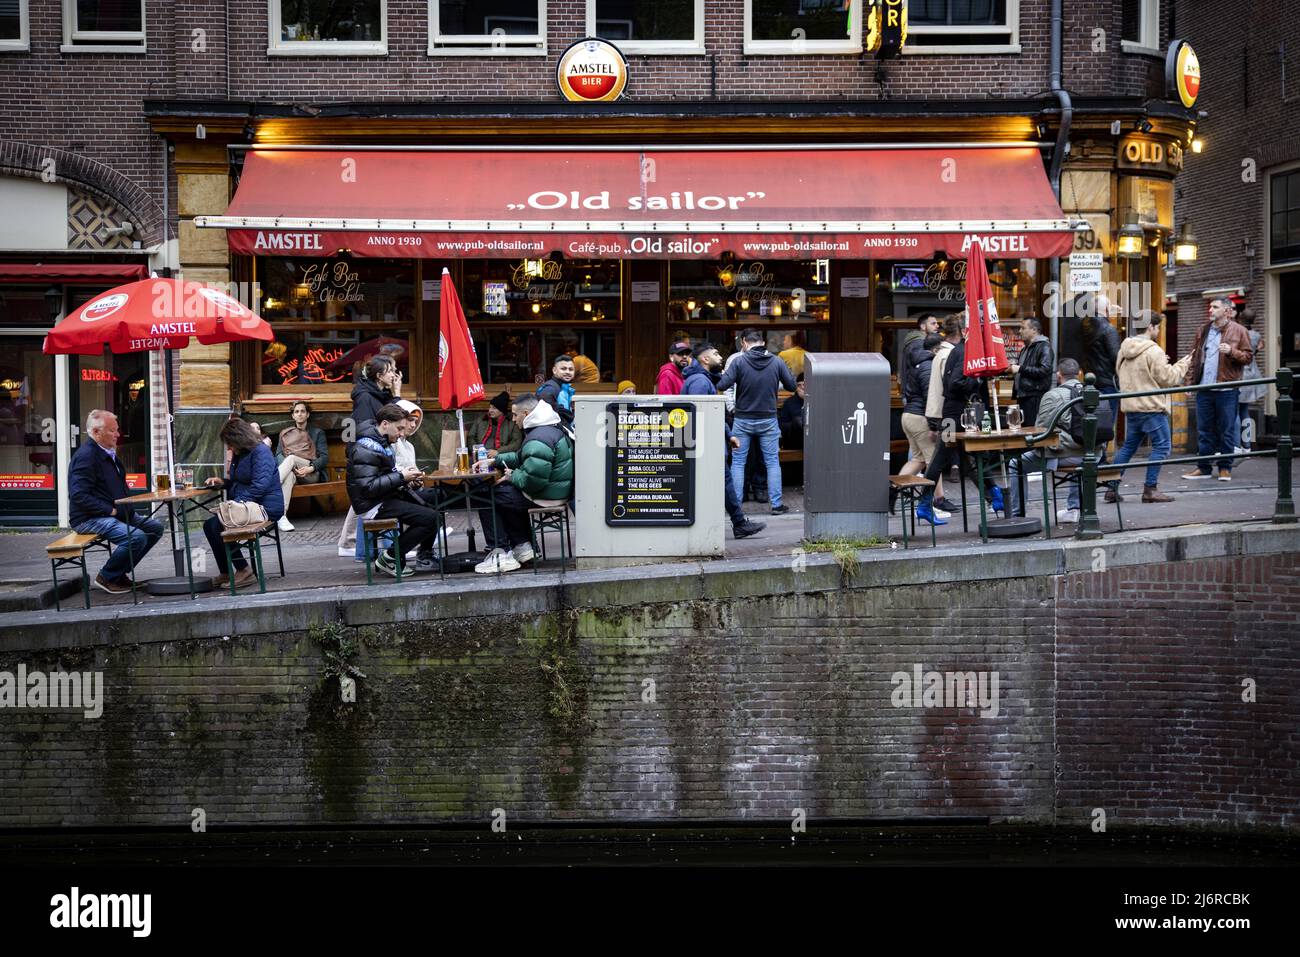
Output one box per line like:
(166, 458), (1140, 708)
(962, 240), (1010, 381)
(438, 267), (485, 454)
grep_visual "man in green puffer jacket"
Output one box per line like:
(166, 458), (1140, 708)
(473, 393), (573, 574)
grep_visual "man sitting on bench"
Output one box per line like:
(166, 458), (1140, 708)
(68, 409), (163, 594)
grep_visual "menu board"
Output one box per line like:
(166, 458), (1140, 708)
(605, 401), (696, 527)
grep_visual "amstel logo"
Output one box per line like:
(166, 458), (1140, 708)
(80, 293), (129, 322)
(1167, 40), (1201, 109)
(557, 39), (628, 103)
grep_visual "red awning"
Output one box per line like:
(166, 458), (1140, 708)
(0, 264), (149, 283)
(200, 147), (1078, 259)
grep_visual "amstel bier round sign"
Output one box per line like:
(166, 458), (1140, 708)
(1166, 40), (1201, 109)
(557, 38), (628, 103)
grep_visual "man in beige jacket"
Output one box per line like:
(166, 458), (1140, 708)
(1111, 311), (1192, 502)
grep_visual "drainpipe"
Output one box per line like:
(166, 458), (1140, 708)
(1048, 0), (1073, 349)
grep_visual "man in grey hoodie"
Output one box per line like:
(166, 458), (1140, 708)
(715, 328), (798, 514)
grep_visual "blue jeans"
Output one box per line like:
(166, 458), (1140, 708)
(75, 514), (164, 582)
(1196, 388), (1240, 473)
(731, 417), (782, 509)
(1008, 451), (1081, 514)
(1112, 411), (1172, 487)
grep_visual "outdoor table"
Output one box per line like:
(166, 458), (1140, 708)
(420, 469), (501, 576)
(951, 428), (1059, 544)
(114, 486), (222, 597)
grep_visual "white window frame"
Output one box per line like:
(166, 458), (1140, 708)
(586, 0), (704, 56)
(0, 0), (30, 51)
(904, 0), (1020, 56)
(428, 0), (546, 56)
(744, 0), (862, 56)
(61, 0), (146, 53)
(1120, 0), (1161, 56)
(269, 1), (388, 56)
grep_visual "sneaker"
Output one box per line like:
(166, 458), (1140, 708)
(374, 550), (403, 579)
(1182, 469), (1213, 480)
(1218, 469), (1232, 482)
(733, 520), (765, 539)
(277, 515), (294, 533)
(915, 502), (947, 526)
(933, 497), (961, 513)
(932, 505), (952, 520)
(512, 542), (535, 565)
(1056, 508), (1080, 524)
(412, 556), (439, 574)
(770, 504), (790, 515)
(474, 547), (521, 574)
(337, 546), (354, 558)
(92, 573), (131, 595)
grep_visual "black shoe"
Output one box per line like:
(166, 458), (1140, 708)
(770, 505), (790, 515)
(933, 497), (961, 512)
(733, 520), (765, 539)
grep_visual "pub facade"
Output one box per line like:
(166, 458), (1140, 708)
(0, 1), (1198, 523)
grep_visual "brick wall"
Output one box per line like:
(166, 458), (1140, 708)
(1, 548), (1295, 830)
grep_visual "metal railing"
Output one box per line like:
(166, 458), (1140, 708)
(1025, 367), (1295, 539)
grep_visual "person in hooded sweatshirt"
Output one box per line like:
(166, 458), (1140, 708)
(536, 354), (576, 428)
(473, 394), (573, 574)
(1111, 311), (1192, 503)
(682, 342), (765, 540)
(655, 341), (694, 395)
(715, 328), (798, 515)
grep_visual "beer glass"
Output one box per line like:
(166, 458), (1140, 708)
(1007, 406), (1024, 430)
(455, 447), (471, 473)
(155, 472), (171, 493)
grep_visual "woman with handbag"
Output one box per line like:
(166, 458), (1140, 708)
(203, 418), (285, 589)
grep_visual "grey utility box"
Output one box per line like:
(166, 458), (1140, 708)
(573, 393), (726, 562)
(803, 352), (891, 541)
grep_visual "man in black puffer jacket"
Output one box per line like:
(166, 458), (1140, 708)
(1010, 317), (1055, 425)
(346, 404), (441, 578)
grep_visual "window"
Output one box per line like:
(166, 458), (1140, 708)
(588, 1), (703, 55)
(1270, 169), (1300, 265)
(0, 0), (30, 51)
(906, 0), (1019, 54)
(668, 259), (831, 364)
(269, 1), (387, 55)
(1121, 0), (1160, 54)
(62, 0), (145, 51)
(255, 257), (417, 387)
(463, 258), (622, 384)
(429, 0), (545, 56)
(744, 0), (861, 55)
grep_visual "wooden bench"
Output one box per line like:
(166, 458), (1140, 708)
(361, 518), (403, 585)
(288, 453), (349, 515)
(218, 522), (271, 594)
(889, 475), (938, 549)
(47, 532), (128, 610)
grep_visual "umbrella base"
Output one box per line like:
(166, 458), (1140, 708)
(987, 517), (1042, 538)
(145, 575), (215, 596)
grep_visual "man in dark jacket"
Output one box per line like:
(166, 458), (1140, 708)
(69, 409), (163, 593)
(682, 343), (765, 540)
(346, 404), (440, 578)
(1080, 300), (1121, 413)
(716, 329), (798, 514)
(473, 394), (574, 574)
(536, 355), (576, 427)
(1010, 317), (1054, 425)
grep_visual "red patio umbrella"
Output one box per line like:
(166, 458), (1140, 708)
(43, 278), (274, 478)
(437, 267), (485, 455)
(962, 238), (1010, 427)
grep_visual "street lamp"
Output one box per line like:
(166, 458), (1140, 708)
(44, 284), (63, 323)
(1116, 212), (1145, 260)
(1172, 222), (1199, 265)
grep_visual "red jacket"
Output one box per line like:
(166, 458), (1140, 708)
(655, 361), (684, 395)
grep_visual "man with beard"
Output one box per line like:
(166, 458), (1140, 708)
(682, 342), (765, 539)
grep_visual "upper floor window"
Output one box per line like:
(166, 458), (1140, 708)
(269, 1), (387, 55)
(588, 1), (704, 55)
(1121, 0), (1160, 54)
(429, 0), (546, 56)
(62, 0), (145, 52)
(745, 0), (862, 55)
(1270, 168), (1300, 265)
(0, 0), (30, 51)
(907, 0), (1020, 54)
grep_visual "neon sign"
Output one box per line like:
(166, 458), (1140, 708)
(276, 346), (347, 384)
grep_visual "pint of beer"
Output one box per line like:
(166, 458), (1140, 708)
(155, 472), (171, 493)
(454, 447), (471, 473)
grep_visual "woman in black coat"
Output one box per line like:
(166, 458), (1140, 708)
(349, 354), (403, 429)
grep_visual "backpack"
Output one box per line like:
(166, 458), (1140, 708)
(1065, 385), (1115, 447)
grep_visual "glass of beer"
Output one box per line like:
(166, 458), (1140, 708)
(155, 471), (171, 493)
(177, 467), (194, 489)
(455, 447), (471, 473)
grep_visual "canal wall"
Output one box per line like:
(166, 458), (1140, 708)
(0, 523), (1296, 831)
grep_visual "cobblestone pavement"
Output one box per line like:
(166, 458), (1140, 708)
(2, 456), (1292, 610)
